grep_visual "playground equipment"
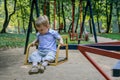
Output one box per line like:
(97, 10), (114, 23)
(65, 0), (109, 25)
(69, 0), (96, 43)
(113, 60), (120, 77)
(78, 0), (97, 44)
(24, 36), (68, 66)
(78, 41), (120, 80)
(23, 0), (120, 79)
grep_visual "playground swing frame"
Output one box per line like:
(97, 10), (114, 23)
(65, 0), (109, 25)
(78, 41), (120, 80)
(24, 36), (68, 66)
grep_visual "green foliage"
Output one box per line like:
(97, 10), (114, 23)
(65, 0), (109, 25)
(0, 0), (120, 33)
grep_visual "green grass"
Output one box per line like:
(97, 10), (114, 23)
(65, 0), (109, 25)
(2, 33), (120, 49)
(0, 33), (94, 49)
(0, 33), (36, 48)
(98, 33), (120, 40)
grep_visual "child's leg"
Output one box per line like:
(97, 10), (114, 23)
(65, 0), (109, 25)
(42, 50), (56, 67)
(28, 50), (42, 74)
(28, 50), (42, 66)
(42, 60), (49, 67)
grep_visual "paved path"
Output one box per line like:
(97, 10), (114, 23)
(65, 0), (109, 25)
(89, 36), (118, 43)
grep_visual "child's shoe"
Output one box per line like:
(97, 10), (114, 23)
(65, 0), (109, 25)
(39, 66), (46, 73)
(28, 66), (39, 75)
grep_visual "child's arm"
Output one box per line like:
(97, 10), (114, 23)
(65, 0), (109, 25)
(58, 37), (64, 46)
(31, 39), (38, 46)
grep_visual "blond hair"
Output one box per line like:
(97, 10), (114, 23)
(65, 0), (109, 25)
(35, 15), (49, 27)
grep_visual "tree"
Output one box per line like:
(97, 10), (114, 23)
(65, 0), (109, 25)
(62, 1), (66, 32)
(95, 1), (101, 33)
(1, 0), (17, 33)
(115, 0), (120, 33)
(105, 0), (113, 33)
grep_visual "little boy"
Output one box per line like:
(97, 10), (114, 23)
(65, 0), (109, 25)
(28, 15), (64, 74)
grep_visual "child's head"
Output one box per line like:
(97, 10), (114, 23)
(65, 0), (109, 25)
(35, 15), (50, 34)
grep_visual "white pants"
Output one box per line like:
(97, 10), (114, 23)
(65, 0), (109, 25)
(28, 50), (56, 63)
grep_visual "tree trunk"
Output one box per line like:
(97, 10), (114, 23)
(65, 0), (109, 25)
(1, 0), (17, 33)
(58, 1), (60, 27)
(58, 1), (61, 33)
(106, 1), (113, 33)
(46, 1), (50, 22)
(71, 0), (75, 33)
(97, 15), (101, 33)
(43, 0), (47, 15)
(53, 0), (56, 30)
(68, 22), (72, 32)
(89, 18), (92, 34)
(96, 3), (101, 33)
(18, 19), (20, 34)
(116, 2), (120, 33)
(1, 0), (8, 33)
(22, 19), (26, 34)
(62, 2), (66, 32)
(96, 1), (101, 33)
(106, 0), (109, 33)
(75, 0), (81, 33)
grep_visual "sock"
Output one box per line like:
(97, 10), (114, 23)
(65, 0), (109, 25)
(32, 62), (38, 66)
(42, 61), (48, 67)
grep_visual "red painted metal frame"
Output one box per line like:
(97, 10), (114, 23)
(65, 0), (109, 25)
(91, 41), (120, 45)
(78, 41), (120, 80)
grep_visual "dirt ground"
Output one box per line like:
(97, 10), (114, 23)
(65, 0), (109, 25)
(0, 36), (120, 80)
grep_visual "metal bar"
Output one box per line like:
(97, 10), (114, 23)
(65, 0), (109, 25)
(88, 0), (98, 43)
(24, 0), (35, 54)
(34, 0), (40, 17)
(96, 41), (120, 45)
(78, 45), (120, 59)
(86, 45), (120, 51)
(78, 49), (111, 80)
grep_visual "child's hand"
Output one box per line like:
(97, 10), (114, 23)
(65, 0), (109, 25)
(59, 37), (64, 46)
(31, 42), (36, 46)
(60, 43), (65, 46)
(31, 39), (38, 46)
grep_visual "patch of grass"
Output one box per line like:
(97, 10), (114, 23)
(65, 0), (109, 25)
(98, 33), (120, 40)
(0, 33), (94, 49)
(0, 33), (36, 48)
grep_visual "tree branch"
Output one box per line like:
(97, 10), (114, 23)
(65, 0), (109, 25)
(8, 0), (17, 21)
